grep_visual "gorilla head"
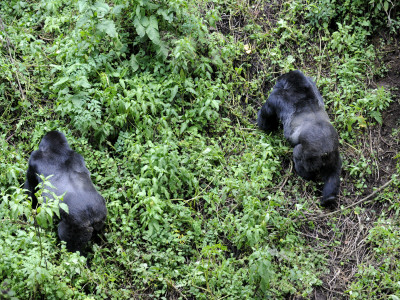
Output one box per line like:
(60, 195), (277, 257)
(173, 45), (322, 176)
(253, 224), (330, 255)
(25, 131), (107, 252)
(257, 70), (341, 206)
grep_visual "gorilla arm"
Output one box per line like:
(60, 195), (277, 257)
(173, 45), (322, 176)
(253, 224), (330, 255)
(321, 170), (341, 206)
(257, 92), (282, 132)
(24, 150), (42, 208)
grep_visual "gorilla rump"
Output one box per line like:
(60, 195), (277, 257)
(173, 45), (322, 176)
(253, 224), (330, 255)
(257, 70), (341, 206)
(25, 131), (107, 252)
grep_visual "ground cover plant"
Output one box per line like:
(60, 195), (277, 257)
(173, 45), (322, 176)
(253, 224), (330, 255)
(0, 0), (399, 298)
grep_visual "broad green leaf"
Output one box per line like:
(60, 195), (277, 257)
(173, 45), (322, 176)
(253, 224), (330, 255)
(97, 19), (117, 37)
(119, 79), (125, 89)
(169, 85), (178, 101)
(76, 76), (91, 88)
(130, 54), (139, 72)
(146, 26), (160, 44)
(180, 121), (188, 134)
(370, 111), (382, 124)
(59, 203), (69, 214)
(54, 77), (69, 87)
(157, 8), (173, 22)
(384, 1), (389, 11)
(112, 4), (125, 15)
(149, 15), (158, 30)
(70, 94), (85, 106)
(134, 17), (145, 37)
(157, 44), (168, 59)
(141, 16), (149, 27)
(94, 2), (110, 18)
(135, 5), (141, 18)
(77, 0), (88, 13)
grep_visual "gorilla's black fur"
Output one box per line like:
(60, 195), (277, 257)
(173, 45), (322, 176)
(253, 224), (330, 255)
(25, 131), (107, 252)
(257, 70), (341, 206)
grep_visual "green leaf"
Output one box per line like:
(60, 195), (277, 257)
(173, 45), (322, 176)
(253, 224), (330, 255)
(134, 17), (145, 37)
(169, 85), (178, 101)
(119, 79), (125, 89)
(180, 121), (188, 134)
(157, 8), (173, 22)
(59, 203), (69, 214)
(186, 87), (197, 95)
(135, 5), (141, 18)
(130, 54), (139, 72)
(112, 4), (125, 15)
(148, 15), (158, 30)
(384, 1), (389, 12)
(75, 76), (91, 88)
(370, 111), (382, 124)
(157, 44), (168, 59)
(54, 77), (69, 87)
(94, 2), (110, 18)
(97, 19), (117, 37)
(141, 16), (149, 27)
(146, 26), (160, 44)
(70, 93), (86, 106)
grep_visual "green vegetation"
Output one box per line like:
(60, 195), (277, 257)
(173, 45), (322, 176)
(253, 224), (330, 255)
(1, 0), (399, 298)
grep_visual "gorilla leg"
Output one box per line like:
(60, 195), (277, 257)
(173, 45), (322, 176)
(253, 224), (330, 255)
(58, 220), (93, 252)
(293, 144), (316, 180)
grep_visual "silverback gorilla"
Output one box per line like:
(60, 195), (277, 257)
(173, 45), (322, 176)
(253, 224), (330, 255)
(257, 70), (341, 206)
(25, 131), (107, 252)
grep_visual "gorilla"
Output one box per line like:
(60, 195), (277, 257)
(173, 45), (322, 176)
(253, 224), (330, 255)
(257, 70), (341, 206)
(24, 131), (107, 252)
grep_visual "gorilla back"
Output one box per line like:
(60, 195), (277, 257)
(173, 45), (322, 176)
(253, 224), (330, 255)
(257, 70), (341, 206)
(25, 131), (107, 252)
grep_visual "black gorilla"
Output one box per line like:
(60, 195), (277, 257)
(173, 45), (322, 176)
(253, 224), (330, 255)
(257, 70), (341, 206)
(25, 131), (107, 252)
